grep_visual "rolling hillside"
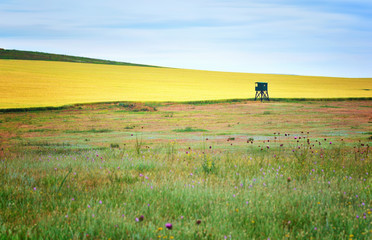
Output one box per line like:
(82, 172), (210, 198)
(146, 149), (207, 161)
(0, 49), (159, 68)
(0, 49), (371, 109)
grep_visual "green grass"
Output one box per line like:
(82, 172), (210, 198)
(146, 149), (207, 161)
(64, 129), (113, 134)
(22, 141), (72, 147)
(1, 98), (372, 113)
(27, 129), (53, 133)
(173, 127), (208, 132)
(320, 105), (341, 108)
(0, 137), (370, 239)
(0, 105), (69, 113)
(0, 100), (371, 239)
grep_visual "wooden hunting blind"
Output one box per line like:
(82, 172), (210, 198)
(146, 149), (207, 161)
(254, 82), (269, 102)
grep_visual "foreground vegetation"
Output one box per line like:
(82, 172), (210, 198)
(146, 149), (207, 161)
(1, 135), (371, 239)
(0, 101), (371, 239)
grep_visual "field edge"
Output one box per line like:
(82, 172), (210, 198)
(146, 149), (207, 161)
(1, 97), (372, 112)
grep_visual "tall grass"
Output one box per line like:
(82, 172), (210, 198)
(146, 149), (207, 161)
(0, 135), (370, 239)
(134, 133), (144, 155)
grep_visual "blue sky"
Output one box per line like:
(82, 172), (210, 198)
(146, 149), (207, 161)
(0, 0), (371, 77)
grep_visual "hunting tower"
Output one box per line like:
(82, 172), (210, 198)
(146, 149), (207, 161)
(254, 82), (269, 102)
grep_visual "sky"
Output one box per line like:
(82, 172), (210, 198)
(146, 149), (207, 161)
(0, 0), (371, 78)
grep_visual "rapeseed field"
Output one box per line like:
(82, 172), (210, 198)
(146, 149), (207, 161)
(0, 59), (371, 108)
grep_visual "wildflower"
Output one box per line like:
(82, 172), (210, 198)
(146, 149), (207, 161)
(157, 227), (163, 231)
(33, 187), (36, 191)
(99, 200), (102, 204)
(287, 177), (291, 183)
(196, 219), (201, 225)
(165, 223), (172, 230)
(139, 215), (144, 221)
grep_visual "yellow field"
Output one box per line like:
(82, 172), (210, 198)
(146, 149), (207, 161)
(0, 59), (371, 108)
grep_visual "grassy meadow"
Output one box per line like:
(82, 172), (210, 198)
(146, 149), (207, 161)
(1, 59), (372, 109)
(0, 100), (371, 239)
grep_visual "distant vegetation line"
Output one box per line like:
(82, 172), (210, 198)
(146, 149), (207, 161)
(0, 49), (160, 68)
(1, 98), (371, 113)
(179, 97), (372, 105)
